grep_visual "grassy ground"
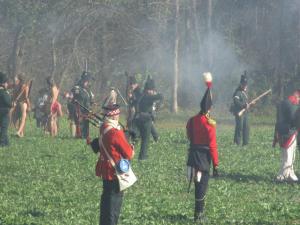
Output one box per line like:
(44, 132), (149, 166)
(0, 114), (299, 225)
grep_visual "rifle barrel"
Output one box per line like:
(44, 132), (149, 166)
(237, 89), (271, 117)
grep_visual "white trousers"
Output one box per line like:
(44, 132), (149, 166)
(277, 138), (298, 181)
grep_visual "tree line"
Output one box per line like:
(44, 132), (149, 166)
(0, 0), (299, 112)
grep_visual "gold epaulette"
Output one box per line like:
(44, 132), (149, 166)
(205, 114), (216, 126)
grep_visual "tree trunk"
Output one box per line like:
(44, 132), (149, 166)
(192, 0), (202, 61)
(51, 35), (57, 78)
(100, 20), (108, 92)
(172, 0), (180, 113)
(8, 26), (25, 78)
(277, 0), (284, 99)
(59, 26), (87, 88)
(207, 0), (213, 70)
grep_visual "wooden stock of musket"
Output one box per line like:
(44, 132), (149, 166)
(237, 89), (272, 117)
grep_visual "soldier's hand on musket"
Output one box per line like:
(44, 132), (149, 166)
(246, 103), (250, 110)
(130, 143), (135, 150)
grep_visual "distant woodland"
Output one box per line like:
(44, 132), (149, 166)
(0, 0), (299, 111)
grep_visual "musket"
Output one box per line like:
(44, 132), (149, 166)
(113, 87), (128, 106)
(187, 167), (193, 193)
(74, 99), (103, 127)
(125, 71), (130, 102)
(238, 89), (272, 117)
(12, 79), (33, 104)
(75, 99), (137, 144)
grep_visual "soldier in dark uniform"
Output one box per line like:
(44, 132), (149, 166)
(135, 77), (163, 160)
(186, 72), (219, 223)
(232, 74), (250, 146)
(0, 72), (12, 147)
(33, 88), (49, 128)
(70, 71), (94, 139)
(273, 90), (300, 182)
(127, 76), (142, 130)
(126, 76), (142, 142)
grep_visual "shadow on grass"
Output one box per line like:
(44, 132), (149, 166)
(21, 208), (46, 218)
(215, 171), (276, 184)
(0, 209), (47, 225)
(148, 213), (191, 223)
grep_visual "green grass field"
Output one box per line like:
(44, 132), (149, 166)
(0, 115), (300, 225)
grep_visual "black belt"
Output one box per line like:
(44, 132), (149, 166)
(189, 144), (209, 151)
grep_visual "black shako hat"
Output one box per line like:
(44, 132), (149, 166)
(128, 76), (137, 85)
(144, 76), (155, 90)
(200, 72), (213, 114)
(240, 72), (248, 86)
(0, 72), (8, 84)
(81, 71), (94, 82)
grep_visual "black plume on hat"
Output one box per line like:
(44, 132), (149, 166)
(200, 72), (213, 114)
(200, 89), (212, 114)
(0, 72), (8, 84)
(240, 72), (248, 85)
(144, 76), (155, 90)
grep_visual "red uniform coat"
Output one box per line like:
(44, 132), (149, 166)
(274, 95), (300, 148)
(96, 122), (134, 180)
(186, 113), (219, 168)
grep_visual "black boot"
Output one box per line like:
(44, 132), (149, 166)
(194, 197), (205, 223)
(194, 211), (207, 224)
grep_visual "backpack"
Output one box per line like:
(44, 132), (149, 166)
(229, 102), (235, 114)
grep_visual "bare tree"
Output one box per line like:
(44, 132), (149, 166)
(172, 0), (180, 113)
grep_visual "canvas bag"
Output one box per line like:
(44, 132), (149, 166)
(100, 126), (137, 191)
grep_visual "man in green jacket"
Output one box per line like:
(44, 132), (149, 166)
(136, 77), (163, 160)
(232, 74), (249, 146)
(0, 72), (12, 147)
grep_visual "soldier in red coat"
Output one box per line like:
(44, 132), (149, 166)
(274, 90), (300, 182)
(186, 72), (219, 223)
(95, 104), (134, 225)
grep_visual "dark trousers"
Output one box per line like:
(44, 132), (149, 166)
(151, 122), (159, 142)
(100, 180), (123, 225)
(234, 113), (249, 146)
(136, 119), (152, 160)
(128, 118), (140, 142)
(194, 171), (210, 214)
(80, 119), (89, 139)
(0, 112), (10, 147)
